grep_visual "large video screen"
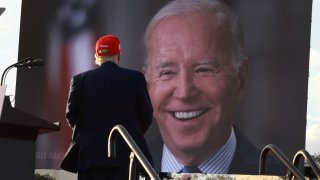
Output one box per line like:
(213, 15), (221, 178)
(15, 0), (312, 173)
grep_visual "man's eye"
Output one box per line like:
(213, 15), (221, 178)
(160, 71), (174, 76)
(159, 71), (175, 79)
(195, 67), (219, 75)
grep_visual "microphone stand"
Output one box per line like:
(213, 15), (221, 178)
(1, 57), (33, 86)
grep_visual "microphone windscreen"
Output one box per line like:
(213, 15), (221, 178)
(32, 58), (44, 67)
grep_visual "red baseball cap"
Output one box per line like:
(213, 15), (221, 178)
(95, 35), (122, 57)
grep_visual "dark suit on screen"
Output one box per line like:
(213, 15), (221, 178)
(148, 125), (285, 176)
(65, 61), (153, 179)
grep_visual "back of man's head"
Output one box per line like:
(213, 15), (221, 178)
(95, 35), (122, 65)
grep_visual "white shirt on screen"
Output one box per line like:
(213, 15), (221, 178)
(161, 127), (236, 174)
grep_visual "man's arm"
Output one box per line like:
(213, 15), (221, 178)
(66, 75), (81, 128)
(137, 73), (153, 133)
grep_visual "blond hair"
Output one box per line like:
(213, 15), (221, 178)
(95, 54), (119, 66)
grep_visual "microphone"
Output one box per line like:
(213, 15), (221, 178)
(1, 57), (44, 86)
(14, 58), (44, 68)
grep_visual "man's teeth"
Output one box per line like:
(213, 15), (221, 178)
(174, 110), (204, 119)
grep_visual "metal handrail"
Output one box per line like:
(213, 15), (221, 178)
(259, 144), (305, 180)
(108, 125), (160, 180)
(292, 149), (320, 179)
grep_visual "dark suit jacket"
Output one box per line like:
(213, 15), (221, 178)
(66, 61), (153, 170)
(148, 125), (285, 176)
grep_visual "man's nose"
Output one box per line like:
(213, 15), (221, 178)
(173, 72), (198, 101)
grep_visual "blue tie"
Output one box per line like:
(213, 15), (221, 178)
(181, 166), (202, 173)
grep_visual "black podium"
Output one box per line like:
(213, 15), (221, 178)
(0, 86), (60, 180)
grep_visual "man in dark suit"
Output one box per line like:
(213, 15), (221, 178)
(143, 0), (284, 176)
(64, 35), (153, 180)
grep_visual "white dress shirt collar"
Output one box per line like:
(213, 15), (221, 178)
(161, 127), (236, 174)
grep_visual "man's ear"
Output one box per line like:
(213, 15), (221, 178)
(237, 57), (249, 102)
(142, 66), (150, 89)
